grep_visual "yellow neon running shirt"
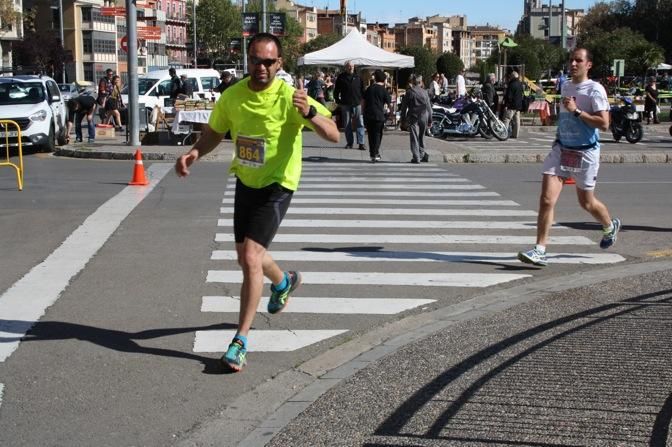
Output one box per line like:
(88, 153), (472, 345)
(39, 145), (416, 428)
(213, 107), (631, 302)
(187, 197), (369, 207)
(208, 77), (331, 191)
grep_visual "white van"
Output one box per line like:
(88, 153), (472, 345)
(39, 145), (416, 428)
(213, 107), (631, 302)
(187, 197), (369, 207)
(121, 68), (222, 111)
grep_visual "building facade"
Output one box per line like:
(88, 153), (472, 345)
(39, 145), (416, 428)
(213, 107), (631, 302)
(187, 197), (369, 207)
(468, 25), (506, 63)
(367, 23), (395, 51)
(518, 1), (584, 45)
(0, 0), (22, 75)
(273, 0), (318, 44)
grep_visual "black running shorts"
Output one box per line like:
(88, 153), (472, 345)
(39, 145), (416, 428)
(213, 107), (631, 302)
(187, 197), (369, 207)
(233, 178), (293, 248)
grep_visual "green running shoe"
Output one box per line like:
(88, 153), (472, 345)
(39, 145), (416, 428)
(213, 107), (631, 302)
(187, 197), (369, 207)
(222, 338), (247, 372)
(267, 271), (302, 314)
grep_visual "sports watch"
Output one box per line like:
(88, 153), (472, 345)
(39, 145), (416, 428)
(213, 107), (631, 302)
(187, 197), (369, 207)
(303, 105), (317, 120)
(573, 108), (583, 117)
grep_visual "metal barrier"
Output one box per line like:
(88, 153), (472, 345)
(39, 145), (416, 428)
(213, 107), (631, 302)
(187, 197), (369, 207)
(0, 120), (23, 191)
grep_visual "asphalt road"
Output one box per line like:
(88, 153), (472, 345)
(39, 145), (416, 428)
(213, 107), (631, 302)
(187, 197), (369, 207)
(0, 153), (670, 446)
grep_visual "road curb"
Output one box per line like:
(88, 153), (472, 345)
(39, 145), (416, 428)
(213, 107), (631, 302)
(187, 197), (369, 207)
(174, 258), (672, 447)
(55, 148), (672, 164)
(444, 151), (672, 163)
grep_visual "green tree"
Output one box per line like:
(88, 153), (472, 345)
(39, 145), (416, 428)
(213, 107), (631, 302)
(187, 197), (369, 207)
(194, 0), (241, 64)
(578, 0), (672, 63)
(435, 52), (463, 80)
(302, 33), (342, 54)
(398, 46), (437, 88)
(582, 27), (664, 78)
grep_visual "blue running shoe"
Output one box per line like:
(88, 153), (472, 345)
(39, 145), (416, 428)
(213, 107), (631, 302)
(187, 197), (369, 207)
(600, 218), (621, 249)
(517, 248), (548, 266)
(268, 271), (302, 314)
(222, 338), (247, 372)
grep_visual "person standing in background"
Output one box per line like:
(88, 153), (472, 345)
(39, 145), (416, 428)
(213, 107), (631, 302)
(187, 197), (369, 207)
(334, 60), (366, 150)
(503, 71), (524, 138)
(400, 74), (432, 164)
(456, 67), (467, 97)
(363, 70), (391, 163)
(644, 77), (660, 124)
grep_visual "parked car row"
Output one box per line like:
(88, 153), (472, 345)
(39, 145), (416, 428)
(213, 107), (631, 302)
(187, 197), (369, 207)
(0, 75), (68, 152)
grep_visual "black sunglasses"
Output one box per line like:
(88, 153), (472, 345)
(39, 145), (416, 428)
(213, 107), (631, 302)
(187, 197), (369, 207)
(249, 56), (278, 67)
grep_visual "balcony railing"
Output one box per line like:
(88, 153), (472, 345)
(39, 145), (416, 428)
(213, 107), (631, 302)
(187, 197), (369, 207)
(165, 13), (188, 22)
(166, 37), (187, 46)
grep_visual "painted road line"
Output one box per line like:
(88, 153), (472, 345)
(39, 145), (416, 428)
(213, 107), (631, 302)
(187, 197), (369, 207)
(227, 177), (470, 184)
(226, 184), (487, 190)
(211, 250), (624, 264)
(221, 207), (537, 217)
(217, 219), (552, 230)
(224, 191), (498, 197)
(207, 271), (531, 287)
(277, 177), (470, 183)
(201, 296), (436, 314)
(299, 172), (459, 178)
(0, 164), (172, 363)
(301, 162), (439, 167)
(214, 233), (594, 245)
(302, 168), (452, 174)
(193, 330), (349, 352)
(221, 198), (519, 207)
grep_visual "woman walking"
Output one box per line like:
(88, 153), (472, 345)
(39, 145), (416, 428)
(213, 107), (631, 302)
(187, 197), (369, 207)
(105, 75), (125, 131)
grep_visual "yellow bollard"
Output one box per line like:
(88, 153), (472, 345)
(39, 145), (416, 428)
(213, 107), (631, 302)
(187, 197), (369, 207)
(0, 120), (23, 191)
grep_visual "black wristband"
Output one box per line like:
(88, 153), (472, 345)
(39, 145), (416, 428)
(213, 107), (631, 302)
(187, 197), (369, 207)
(303, 105), (317, 120)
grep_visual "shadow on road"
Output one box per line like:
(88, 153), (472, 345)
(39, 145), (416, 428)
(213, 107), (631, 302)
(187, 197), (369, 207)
(0, 320), (239, 374)
(560, 221), (672, 233)
(371, 287), (672, 446)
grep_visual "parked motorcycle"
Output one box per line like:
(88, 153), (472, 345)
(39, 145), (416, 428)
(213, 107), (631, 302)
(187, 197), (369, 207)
(610, 96), (643, 144)
(429, 96), (508, 141)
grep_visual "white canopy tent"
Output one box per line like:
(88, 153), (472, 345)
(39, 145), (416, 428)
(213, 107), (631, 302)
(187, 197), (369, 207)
(655, 63), (672, 70)
(297, 29), (414, 69)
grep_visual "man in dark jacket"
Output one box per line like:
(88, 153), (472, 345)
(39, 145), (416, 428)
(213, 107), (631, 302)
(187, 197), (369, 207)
(66, 95), (97, 143)
(169, 67), (182, 100)
(333, 60), (366, 150)
(481, 73), (498, 113)
(503, 71), (524, 138)
(362, 70), (391, 162)
(213, 71), (237, 93)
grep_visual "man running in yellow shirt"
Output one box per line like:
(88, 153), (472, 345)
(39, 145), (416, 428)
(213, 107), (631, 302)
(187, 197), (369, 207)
(175, 33), (339, 372)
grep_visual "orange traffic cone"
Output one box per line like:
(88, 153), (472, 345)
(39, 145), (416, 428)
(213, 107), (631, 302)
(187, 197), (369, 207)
(564, 177), (575, 185)
(129, 149), (150, 186)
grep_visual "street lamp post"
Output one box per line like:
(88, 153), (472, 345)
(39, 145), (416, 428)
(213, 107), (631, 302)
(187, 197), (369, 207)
(193, 1), (197, 68)
(58, 0), (65, 83)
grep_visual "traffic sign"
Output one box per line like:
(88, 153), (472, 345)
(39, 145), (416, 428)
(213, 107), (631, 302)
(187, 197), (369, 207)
(138, 26), (162, 41)
(120, 35), (128, 53)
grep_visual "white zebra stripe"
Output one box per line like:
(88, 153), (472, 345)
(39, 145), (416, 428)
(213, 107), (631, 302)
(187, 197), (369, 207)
(194, 330), (349, 352)
(207, 270), (531, 287)
(216, 219), (548, 230)
(221, 198), (519, 206)
(226, 184), (486, 190)
(221, 207), (537, 216)
(214, 233), (594, 245)
(229, 177), (470, 183)
(224, 191), (496, 197)
(201, 296), (436, 314)
(211, 250), (624, 264)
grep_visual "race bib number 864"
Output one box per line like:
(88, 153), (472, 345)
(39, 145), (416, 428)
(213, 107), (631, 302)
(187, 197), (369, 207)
(236, 135), (266, 168)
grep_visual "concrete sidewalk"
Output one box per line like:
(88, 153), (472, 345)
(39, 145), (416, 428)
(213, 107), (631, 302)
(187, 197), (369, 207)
(53, 124), (672, 164)
(250, 262), (672, 446)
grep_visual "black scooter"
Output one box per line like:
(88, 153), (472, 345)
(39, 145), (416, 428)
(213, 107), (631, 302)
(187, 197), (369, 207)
(610, 96), (643, 144)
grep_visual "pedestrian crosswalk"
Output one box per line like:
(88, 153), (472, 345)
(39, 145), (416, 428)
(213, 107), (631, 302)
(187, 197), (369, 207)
(193, 162), (626, 357)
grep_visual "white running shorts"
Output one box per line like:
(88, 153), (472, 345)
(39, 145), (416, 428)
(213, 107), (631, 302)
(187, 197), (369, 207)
(542, 143), (600, 191)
